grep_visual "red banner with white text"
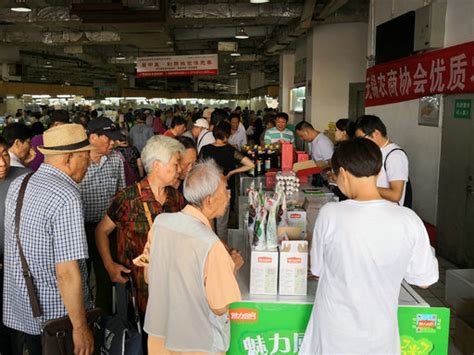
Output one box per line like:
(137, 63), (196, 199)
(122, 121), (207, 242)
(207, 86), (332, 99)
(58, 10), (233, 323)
(365, 41), (474, 107)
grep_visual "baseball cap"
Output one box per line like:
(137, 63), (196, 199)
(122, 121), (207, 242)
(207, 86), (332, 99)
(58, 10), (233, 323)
(202, 108), (214, 120)
(194, 118), (209, 129)
(87, 117), (124, 140)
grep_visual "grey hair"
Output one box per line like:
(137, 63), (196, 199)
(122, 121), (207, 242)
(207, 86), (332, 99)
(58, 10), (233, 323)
(184, 159), (223, 208)
(141, 135), (185, 173)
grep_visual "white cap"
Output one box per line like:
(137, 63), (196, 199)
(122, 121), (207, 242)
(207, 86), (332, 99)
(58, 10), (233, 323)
(194, 118), (209, 129)
(202, 108), (214, 120)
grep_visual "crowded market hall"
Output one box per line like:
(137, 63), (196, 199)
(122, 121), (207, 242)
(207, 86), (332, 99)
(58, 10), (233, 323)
(0, 0), (472, 354)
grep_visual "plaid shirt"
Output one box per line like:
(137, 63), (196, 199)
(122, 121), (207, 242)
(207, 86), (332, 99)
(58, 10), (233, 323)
(107, 178), (185, 313)
(3, 164), (92, 335)
(80, 151), (126, 223)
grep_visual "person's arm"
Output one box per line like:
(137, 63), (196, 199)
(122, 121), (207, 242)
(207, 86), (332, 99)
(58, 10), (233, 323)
(56, 261), (94, 355)
(137, 158), (145, 178)
(378, 181), (405, 203)
(226, 156), (254, 180)
(95, 215), (131, 283)
(117, 158), (127, 190)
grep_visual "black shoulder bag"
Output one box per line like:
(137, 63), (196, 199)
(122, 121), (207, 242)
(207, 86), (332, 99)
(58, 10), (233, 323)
(15, 173), (102, 355)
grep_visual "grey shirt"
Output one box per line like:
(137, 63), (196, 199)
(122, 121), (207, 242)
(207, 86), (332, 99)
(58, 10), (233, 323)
(0, 167), (29, 251)
(129, 122), (154, 153)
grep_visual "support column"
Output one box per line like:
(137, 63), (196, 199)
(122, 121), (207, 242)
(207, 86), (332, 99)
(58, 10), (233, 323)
(279, 51), (295, 121)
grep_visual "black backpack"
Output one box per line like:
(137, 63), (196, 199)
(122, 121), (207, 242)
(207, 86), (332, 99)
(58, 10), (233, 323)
(384, 148), (413, 209)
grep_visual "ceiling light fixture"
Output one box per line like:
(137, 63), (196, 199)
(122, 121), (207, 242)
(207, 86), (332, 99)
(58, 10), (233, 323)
(40, 75), (46, 81)
(230, 72), (237, 76)
(250, 0), (270, 3)
(115, 53), (126, 60)
(44, 61), (53, 68)
(11, 0), (31, 12)
(230, 52), (241, 57)
(235, 27), (249, 40)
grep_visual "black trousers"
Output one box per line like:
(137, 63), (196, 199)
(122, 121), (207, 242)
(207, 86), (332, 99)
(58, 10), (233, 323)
(10, 330), (41, 355)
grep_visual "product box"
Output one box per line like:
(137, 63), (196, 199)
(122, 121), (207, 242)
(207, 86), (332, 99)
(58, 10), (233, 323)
(281, 142), (294, 172)
(295, 151), (309, 184)
(250, 248), (279, 295)
(279, 240), (308, 296)
(286, 210), (307, 239)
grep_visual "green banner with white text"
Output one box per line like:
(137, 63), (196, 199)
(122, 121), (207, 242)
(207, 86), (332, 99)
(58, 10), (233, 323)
(228, 302), (450, 354)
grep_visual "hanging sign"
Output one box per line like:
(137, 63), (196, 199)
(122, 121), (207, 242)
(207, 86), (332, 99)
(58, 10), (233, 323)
(136, 54), (218, 78)
(365, 41), (474, 107)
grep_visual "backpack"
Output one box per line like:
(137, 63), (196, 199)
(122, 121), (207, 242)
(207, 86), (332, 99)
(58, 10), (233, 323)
(384, 148), (413, 209)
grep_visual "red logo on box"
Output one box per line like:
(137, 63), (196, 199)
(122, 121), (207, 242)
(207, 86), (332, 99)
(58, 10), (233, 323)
(417, 320), (436, 328)
(290, 213), (302, 218)
(258, 257), (273, 263)
(230, 308), (258, 323)
(287, 257), (302, 264)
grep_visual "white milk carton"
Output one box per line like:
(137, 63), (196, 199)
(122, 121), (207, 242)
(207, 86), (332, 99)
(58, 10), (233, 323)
(250, 248), (279, 295)
(286, 210), (307, 239)
(279, 240), (308, 296)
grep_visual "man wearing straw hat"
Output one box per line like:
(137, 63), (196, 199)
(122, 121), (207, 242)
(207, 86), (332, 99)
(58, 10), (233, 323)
(3, 124), (96, 355)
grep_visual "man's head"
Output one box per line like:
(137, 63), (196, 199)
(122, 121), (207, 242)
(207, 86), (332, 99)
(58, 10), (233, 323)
(264, 117), (276, 129)
(87, 117), (124, 155)
(354, 115), (388, 148)
(48, 110), (70, 129)
(175, 136), (197, 181)
(229, 113), (241, 131)
(192, 118), (209, 139)
(170, 116), (187, 136)
(0, 136), (11, 181)
(141, 135), (185, 186)
(184, 159), (229, 219)
(331, 138), (382, 198)
(275, 112), (289, 132)
(39, 124), (96, 183)
(2, 123), (32, 162)
(295, 121), (317, 142)
(202, 108), (214, 121)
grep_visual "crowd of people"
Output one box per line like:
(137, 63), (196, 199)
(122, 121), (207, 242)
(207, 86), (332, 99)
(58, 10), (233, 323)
(0, 104), (437, 355)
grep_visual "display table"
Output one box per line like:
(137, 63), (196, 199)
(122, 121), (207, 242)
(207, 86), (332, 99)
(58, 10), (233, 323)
(228, 175), (450, 354)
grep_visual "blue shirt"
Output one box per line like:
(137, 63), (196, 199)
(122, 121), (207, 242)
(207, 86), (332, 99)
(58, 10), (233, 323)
(3, 164), (92, 335)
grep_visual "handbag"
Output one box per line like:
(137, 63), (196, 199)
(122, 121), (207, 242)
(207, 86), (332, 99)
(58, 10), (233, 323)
(98, 276), (143, 355)
(15, 173), (102, 355)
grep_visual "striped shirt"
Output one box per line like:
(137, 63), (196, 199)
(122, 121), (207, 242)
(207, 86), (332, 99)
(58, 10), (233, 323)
(3, 164), (92, 335)
(263, 127), (295, 144)
(80, 151), (126, 223)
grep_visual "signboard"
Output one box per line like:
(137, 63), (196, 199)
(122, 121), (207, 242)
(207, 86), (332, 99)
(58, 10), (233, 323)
(454, 99), (472, 119)
(365, 41), (474, 107)
(228, 302), (450, 354)
(418, 96), (441, 127)
(136, 54), (218, 78)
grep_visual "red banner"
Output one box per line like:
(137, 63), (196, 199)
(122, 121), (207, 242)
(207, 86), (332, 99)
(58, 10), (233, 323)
(365, 41), (474, 107)
(136, 54), (218, 78)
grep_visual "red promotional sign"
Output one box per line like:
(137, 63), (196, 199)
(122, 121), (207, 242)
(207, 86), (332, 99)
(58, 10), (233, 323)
(365, 41), (474, 107)
(136, 54), (218, 78)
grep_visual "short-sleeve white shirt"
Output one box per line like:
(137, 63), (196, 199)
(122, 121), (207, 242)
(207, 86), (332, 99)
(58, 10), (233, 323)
(309, 133), (334, 161)
(300, 200), (438, 354)
(378, 143), (409, 205)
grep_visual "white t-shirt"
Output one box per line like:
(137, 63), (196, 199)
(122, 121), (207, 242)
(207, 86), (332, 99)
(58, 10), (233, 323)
(310, 133), (334, 161)
(197, 130), (215, 154)
(300, 200), (438, 355)
(378, 143), (409, 206)
(228, 123), (247, 149)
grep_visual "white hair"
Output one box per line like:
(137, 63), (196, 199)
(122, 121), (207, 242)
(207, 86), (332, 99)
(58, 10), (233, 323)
(184, 159), (222, 208)
(141, 135), (185, 173)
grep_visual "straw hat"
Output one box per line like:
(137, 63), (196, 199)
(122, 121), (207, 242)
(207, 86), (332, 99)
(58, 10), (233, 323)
(38, 123), (96, 155)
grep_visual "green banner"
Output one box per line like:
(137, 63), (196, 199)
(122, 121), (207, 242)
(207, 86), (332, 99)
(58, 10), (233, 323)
(454, 99), (472, 119)
(228, 302), (450, 354)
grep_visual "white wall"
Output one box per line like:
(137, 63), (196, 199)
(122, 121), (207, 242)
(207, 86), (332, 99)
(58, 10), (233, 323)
(366, 0), (472, 225)
(279, 52), (295, 120)
(308, 22), (368, 131)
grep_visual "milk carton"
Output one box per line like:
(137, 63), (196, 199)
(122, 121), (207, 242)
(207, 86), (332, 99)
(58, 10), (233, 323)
(286, 210), (307, 239)
(279, 240), (308, 296)
(250, 248), (279, 295)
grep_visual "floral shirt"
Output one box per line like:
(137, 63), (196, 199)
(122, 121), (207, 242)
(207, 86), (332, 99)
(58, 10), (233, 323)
(107, 178), (185, 314)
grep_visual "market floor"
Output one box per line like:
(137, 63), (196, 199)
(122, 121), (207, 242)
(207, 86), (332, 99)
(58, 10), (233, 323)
(412, 256), (463, 355)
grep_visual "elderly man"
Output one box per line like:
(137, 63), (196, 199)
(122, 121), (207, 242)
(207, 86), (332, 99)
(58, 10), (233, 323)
(145, 159), (243, 354)
(4, 124), (95, 355)
(192, 118), (215, 154)
(96, 136), (186, 321)
(3, 123), (34, 168)
(80, 116), (126, 313)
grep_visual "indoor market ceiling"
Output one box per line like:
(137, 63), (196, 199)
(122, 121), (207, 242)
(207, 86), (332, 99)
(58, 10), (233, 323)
(0, 0), (369, 94)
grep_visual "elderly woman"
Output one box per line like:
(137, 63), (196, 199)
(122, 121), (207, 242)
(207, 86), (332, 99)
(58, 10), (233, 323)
(145, 159), (243, 355)
(95, 135), (186, 318)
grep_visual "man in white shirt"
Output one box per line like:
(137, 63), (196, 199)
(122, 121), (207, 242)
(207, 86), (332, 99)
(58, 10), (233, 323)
(300, 138), (438, 354)
(355, 115), (410, 206)
(3, 123), (34, 168)
(192, 118), (215, 153)
(228, 113), (247, 149)
(295, 121), (334, 162)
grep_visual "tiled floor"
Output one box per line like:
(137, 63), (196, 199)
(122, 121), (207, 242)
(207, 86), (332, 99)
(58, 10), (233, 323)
(412, 256), (465, 355)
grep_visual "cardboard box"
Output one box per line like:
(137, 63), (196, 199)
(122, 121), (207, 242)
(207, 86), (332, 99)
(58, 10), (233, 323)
(279, 240), (308, 296)
(281, 142), (294, 172)
(250, 248), (279, 295)
(454, 317), (474, 355)
(286, 210), (307, 239)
